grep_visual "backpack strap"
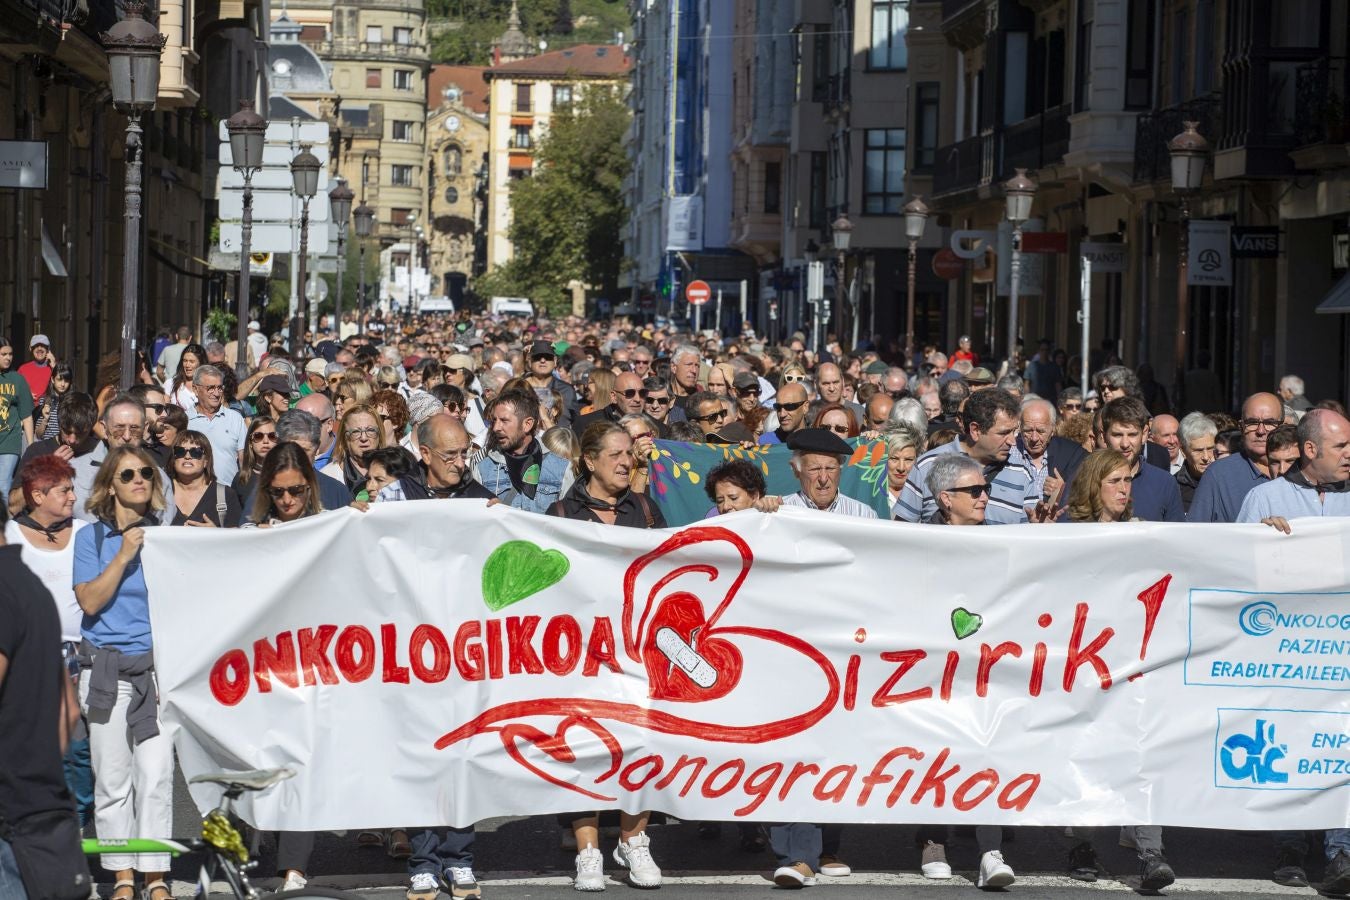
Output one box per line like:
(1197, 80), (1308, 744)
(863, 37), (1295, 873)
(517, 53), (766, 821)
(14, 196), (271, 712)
(214, 482), (229, 524)
(636, 493), (655, 529)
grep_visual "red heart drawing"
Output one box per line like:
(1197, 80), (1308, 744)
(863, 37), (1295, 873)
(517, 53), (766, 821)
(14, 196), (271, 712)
(642, 591), (744, 702)
(496, 715), (623, 802)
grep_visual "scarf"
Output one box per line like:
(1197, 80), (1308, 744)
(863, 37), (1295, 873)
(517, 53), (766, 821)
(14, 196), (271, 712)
(503, 439), (543, 500)
(1284, 467), (1350, 494)
(574, 479), (629, 512)
(14, 513), (72, 543)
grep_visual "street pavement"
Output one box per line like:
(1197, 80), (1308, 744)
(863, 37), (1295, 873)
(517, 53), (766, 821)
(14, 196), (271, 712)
(87, 772), (1342, 898)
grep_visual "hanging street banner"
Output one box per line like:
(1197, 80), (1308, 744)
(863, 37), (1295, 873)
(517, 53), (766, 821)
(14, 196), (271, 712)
(143, 507), (1350, 832)
(1188, 220), (1233, 286)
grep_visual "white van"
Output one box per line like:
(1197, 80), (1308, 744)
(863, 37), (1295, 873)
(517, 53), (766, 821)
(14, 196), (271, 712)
(419, 297), (455, 313)
(490, 296), (534, 317)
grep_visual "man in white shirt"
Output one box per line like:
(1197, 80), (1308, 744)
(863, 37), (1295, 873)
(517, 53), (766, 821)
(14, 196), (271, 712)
(186, 365), (246, 484)
(779, 428), (876, 518)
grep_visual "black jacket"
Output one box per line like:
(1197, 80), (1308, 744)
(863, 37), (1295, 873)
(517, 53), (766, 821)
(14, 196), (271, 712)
(1045, 435), (1088, 488)
(546, 480), (666, 529)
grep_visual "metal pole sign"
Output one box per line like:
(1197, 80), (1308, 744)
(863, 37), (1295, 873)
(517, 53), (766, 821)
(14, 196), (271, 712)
(1187, 220), (1232, 286)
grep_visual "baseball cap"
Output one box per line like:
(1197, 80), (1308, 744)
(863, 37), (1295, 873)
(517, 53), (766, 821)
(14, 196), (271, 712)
(529, 340), (556, 358)
(304, 358), (328, 377)
(444, 353), (475, 371)
(257, 374), (291, 396)
(247, 320), (261, 331)
(29, 334), (49, 348)
(732, 371), (759, 391)
(966, 366), (996, 385)
(864, 360), (889, 376)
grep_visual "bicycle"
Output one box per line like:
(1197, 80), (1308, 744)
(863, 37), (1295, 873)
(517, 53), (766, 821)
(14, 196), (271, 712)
(81, 767), (363, 899)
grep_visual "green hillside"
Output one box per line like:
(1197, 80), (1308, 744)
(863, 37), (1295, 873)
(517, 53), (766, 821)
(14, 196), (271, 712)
(428, 0), (631, 66)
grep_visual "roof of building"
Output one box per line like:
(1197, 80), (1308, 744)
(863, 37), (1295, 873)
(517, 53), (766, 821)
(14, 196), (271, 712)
(496, 0), (530, 61)
(486, 44), (631, 80)
(428, 65), (490, 114)
(268, 41), (332, 94)
(269, 95), (318, 121)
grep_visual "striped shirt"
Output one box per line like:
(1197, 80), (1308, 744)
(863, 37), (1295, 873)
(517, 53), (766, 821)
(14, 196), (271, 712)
(781, 491), (878, 518)
(894, 438), (1038, 525)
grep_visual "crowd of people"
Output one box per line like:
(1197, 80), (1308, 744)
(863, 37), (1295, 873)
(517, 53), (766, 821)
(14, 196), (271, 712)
(1, 312), (1348, 900)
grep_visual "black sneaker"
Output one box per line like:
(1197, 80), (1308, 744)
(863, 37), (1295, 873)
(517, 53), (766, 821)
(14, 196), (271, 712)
(1273, 845), (1309, 888)
(1067, 842), (1099, 882)
(1324, 851), (1350, 896)
(1139, 850), (1175, 891)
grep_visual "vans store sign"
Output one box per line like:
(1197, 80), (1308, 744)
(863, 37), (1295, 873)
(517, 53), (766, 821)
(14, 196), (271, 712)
(0, 141), (47, 189)
(1231, 227), (1280, 259)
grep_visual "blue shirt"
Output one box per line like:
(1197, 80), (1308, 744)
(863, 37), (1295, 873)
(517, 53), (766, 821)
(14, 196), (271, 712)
(73, 523), (152, 654)
(1187, 453), (1270, 522)
(1129, 460), (1186, 522)
(895, 438), (1038, 525)
(1237, 474), (1350, 522)
(187, 405), (247, 485)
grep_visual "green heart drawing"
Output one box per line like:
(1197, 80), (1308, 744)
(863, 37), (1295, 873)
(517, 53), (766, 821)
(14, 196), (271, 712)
(481, 540), (570, 612)
(950, 607), (983, 640)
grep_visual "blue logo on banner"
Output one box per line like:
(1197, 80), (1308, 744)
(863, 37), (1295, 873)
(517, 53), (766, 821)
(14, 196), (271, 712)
(1239, 601), (1279, 636)
(1220, 719), (1289, 784)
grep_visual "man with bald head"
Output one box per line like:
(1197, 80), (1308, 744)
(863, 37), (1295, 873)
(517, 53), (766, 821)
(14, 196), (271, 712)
(881, 367), (909, 401)
(758, 382), (810, 445)
(1188, 392), (1286, 522)
(1151, 414), (1182, 474)
(864, 393), (893, 433)
(571, 371), (662, 437)
(377, 414), (495, 502)
(813, 362), (863, 421)
(294, 393), (338, 468)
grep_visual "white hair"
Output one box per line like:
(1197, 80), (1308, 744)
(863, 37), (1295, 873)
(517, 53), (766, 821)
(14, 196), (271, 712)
(1279, 374), (1305, 397)
(927, 453), (983, 499)
(1178, 412), (1218, 449)
(885, 397), (928, 443)
(1020, 397), (1058, 426)
(672, 344), (701, 364)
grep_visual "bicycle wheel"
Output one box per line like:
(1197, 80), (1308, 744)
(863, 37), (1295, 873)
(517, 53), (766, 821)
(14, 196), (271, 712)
(267, 888), (367, 900)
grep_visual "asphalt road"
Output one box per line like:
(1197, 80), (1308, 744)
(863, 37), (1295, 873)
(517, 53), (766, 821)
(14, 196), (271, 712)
(81, 774), (1344, 899)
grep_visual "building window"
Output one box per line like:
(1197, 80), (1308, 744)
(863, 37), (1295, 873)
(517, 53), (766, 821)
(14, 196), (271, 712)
(809, 151), (827, 230)
(391, 164), (413, 186)
(1075, 0), (1093, 111)
(764, 161), (781, 215)
(366, 68), (381, 88)
(869, 1), (908, 70)
(394, 70), (413, 91)
(392, 120), (414, 141)
(1193, 0), (1214, 96)
(443, 144), (462, 175)
(393, 26), (412, 45)
(1125, 0), (1155, 109)
(811, 27), (830, 101)
(827, 132), (849, 213)
(508, 167), (531, 181)
(365, 25), (382, 44)
(444, 186), (459, 204)
(391, 207), (412, 225)
(511, 125), (532, 149)
(863, 128), (905, 215)
(552, 84), (573, 108)
(914, 83), (938, 170)
(515, 82), (532, 112)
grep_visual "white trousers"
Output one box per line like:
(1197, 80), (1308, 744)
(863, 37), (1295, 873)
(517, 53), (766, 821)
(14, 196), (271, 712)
(80, 676), (174, 873)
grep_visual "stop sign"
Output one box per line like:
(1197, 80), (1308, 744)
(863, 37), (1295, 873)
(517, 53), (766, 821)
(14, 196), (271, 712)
(685, 279), (712, 306)
(931, 249), (964, 280)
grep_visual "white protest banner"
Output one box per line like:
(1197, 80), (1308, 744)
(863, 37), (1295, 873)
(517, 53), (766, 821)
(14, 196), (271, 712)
(142, 506), (1350, 831)
(1188, 220), (1233, 286)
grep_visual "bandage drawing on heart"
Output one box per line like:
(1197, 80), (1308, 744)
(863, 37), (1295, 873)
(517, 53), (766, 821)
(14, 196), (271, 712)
(435, 525), (841, 801)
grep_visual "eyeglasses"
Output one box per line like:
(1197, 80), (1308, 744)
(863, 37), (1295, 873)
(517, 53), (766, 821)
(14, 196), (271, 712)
(783, 374), (805, 383)
(430, 447), (471, 464)
(619, 388), (644, 399)
(379, 380), (399, 389)
(628, 430), (655, 442)
(144, 403), (167, 415)
(172, 446), (206, 460)
(531, 354), (556, 363)
(267, 484), (310, 499)
(251, 431), (277, 443)
(118, 466), (155, 484)
(1241, 417), (1281, 431)
(645, 396), (671, 406)
(346, 427), (380, 438)
(199, 383), (225, 393)
(885, 390), (907, 400)
(737, 387), (761, 397)
(946, 482), (991, 498)
(328, 376), (343, 385)
(1061, 402), (1084, 412)
(774, 400), (807, 413)
(823, 424), (850, 435)
(691, 409), (727, 424)
(108, 424), (144, 437)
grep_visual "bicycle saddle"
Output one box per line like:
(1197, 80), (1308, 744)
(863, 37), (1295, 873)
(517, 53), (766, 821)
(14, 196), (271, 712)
(189, 767), (296, 792)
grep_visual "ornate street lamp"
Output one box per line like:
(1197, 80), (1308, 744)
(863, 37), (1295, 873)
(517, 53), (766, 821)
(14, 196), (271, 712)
(290, 144), (321, 349)
(1002, 168), (1038, 366)
(829, 214), (852, 353)
(225, 99), (267, 376)
(328, 177), (354, 337)
(102, 1), (165, 389)
(1168, 121), (1209, 411)
(902, 196), (930, 366)
(353, 201), (375, 320)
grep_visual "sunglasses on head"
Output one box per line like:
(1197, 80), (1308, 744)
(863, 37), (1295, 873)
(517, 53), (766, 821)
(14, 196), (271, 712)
(118, 466), (155, 484)
(947, 482), (990, 498)
(172, 446), (205, 460)
(267, 484), (310, 499)
(774, 400), (806, 412)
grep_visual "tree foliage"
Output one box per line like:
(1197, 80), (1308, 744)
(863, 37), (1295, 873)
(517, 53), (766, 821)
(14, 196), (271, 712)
(428, 0), (627, 65)
(475, 89), (629, 315)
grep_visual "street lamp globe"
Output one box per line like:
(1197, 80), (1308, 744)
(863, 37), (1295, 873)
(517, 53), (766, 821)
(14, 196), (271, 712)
(1168, 121), (1209, 194)
(290, 144), (321, 199)
(101, 2), (165, 111)
(831, 214), (854, 253)
(902, 196), (930, 242)
(1003, 168), (1038, 224)
(353, 202), (375, 238)
(329, 176), (354, 225)
(225, 100), (267, 173)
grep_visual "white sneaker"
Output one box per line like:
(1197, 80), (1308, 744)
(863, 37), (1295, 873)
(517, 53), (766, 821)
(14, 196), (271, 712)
(281, 870), (308, 892)
(977, 850), (1015, 888)
(407, 871), (440, 900)
(920, 841), (952, 879)
(613, 831), (662, 888)
(575, 844), (605, 892)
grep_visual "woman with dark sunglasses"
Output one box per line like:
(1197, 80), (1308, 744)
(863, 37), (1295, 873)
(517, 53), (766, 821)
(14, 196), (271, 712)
(249, 442), (323, 526)
(73, 446), (173, 900)
(168, 430), (242, 527)
(234, 416), (278, 499)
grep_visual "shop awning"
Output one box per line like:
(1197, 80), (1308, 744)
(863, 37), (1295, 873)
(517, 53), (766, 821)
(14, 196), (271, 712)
(1315, 272), (1350, 314)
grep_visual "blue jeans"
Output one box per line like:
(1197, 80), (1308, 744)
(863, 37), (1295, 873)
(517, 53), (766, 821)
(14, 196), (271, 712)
(0, 837), (29, 900)
(64, 738), (94, 828)
(0, 454), (18, 509)
(408, 826), (474, 877)
(1275, 829), (1350, 861)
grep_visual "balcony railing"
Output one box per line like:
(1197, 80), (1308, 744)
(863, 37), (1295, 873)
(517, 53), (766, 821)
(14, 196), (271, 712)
(933, 132), (988, 196)
(824, 70), (850, 116)
(513, 100), (534, 114)
(1002, 103), (1071, 173)
(319, 38), (428, 59)
(1132, 94), (1223, 183)
(1295, 57), (1348, 147)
